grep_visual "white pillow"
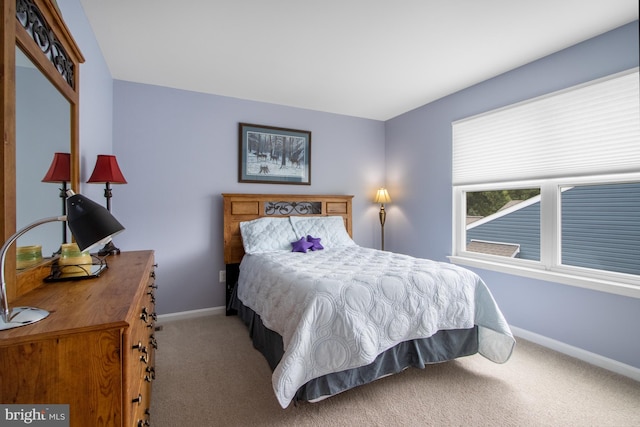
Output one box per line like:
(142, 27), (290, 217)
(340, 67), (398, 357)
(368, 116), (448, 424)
(289, 216), (356, 248)
(239, 217), (297, 254)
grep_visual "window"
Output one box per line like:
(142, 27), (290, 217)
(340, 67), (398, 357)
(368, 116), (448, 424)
(451, 68), (640, 298)
(560, 181), (640, 277)
(466, 188), (540, 261)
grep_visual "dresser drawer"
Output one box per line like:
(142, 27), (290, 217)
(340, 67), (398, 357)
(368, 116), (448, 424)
(130, 380), (152, 427)
(2, 251), (156, 426)
(125, 259), (157, 427)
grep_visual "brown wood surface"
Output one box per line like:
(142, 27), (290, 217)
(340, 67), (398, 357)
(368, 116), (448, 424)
(1, 0), (18, 301)
(222, 193), (353, 264)
(0, 250), (156, 427)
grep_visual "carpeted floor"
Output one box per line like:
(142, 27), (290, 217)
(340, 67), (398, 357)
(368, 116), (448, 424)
(150, 314), (640, 426)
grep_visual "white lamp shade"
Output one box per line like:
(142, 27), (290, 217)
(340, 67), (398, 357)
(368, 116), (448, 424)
(374, 188), (391, 204)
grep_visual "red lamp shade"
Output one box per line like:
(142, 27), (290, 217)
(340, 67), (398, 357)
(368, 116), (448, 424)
(42, 152), (71, 183)
(87, 155), (127, 184)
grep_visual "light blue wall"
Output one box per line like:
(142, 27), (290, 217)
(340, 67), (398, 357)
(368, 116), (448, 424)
(111, 83), (385, 314)
(385, 21), (640, 369)
(59, 0), (114, 203)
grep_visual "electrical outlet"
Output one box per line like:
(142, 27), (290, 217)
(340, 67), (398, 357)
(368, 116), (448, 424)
(219, 270), (226, 283)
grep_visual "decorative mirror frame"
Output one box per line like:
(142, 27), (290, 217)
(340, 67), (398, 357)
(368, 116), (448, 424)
(1, 0), (84, 300)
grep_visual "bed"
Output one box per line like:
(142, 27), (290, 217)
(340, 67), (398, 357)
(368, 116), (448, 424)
(222, 193), (515, 408)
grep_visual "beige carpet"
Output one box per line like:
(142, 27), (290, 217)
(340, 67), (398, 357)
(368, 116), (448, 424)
(150, 314), (640, 426)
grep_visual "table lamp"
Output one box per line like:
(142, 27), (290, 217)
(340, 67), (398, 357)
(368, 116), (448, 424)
(42, 152), (71, 246)
(87, 154), (127, 255)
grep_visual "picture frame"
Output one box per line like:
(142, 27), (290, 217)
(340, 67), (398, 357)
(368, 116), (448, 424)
(238, 123), (311, 185)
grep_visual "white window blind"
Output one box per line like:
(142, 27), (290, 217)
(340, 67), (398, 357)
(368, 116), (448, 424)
(452, 68), (640, 186)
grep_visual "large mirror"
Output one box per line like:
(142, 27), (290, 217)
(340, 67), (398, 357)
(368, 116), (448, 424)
(1, 0), (83, 300)
(16, 46), (71, 257)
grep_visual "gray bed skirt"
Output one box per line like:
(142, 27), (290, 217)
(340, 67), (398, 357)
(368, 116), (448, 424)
(231, 289), (479, 403)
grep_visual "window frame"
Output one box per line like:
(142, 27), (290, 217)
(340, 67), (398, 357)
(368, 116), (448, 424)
(451, 173), (640, 299)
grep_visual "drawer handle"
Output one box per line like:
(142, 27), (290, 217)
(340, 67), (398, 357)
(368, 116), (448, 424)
(138, 421), (150, 427)
(140, 308), (157, 322)
(133, 342), (148, 354)
(146, 366), (156, 380)
(149, 335), (158, 349)
(132, 394), (143, 405)
(140, 354), (148, 364)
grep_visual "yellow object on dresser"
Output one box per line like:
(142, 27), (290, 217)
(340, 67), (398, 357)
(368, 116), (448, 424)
(0, 251), (157, 427)
(57, 243), (93, 277)
(16, 245), (43, 269)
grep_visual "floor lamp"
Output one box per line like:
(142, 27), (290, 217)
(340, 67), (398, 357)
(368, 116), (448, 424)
(0, 190), (125, 330)
(374, 188), (391, 251)
(87, 155), (128, 256)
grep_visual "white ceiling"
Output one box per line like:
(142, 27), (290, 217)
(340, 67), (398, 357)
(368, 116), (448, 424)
(78, 0), (638, 121)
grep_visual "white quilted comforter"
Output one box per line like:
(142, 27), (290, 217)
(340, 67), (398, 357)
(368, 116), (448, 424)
(237, 246), (515, 408)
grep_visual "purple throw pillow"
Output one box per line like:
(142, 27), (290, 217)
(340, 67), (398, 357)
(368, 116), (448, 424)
(291, 237), (313, 253)
(307, 235), (324, 251)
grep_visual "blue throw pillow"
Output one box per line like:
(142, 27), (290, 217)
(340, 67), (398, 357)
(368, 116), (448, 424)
(291, 237), (313, 253)
(307, 235), (324, 251)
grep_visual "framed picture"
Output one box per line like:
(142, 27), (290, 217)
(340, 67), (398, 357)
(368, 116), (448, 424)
(238, 123), (311, 185)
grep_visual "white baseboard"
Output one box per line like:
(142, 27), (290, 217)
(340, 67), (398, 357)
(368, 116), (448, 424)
(511, 326), (640, 382)
(157, 306), (225, 323)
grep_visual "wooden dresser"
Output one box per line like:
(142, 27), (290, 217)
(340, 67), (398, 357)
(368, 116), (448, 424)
(0, 250), (157, 427)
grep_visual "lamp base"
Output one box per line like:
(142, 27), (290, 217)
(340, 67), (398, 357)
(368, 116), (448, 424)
(0, 306), (49, 331)
(97, 240), (121, 257)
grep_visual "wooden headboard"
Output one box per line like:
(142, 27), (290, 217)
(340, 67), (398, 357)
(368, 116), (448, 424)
(222, 193), (354, 264)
